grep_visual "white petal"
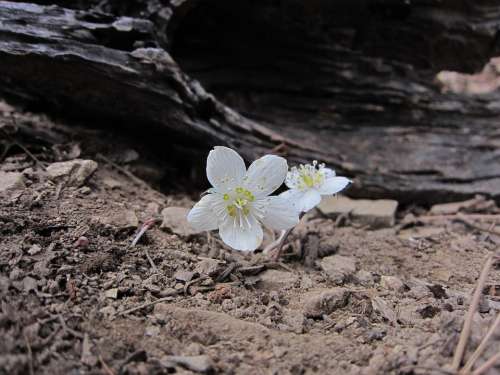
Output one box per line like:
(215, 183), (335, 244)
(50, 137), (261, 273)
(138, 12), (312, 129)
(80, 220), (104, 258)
(317, 177), (351, 195)
(279, 189), (306, 211)
(187, 194), (219, 231)
(243, 155), (287, 198)
(260, 196), (300, 230)
(219, 215), (263, 251)
(297, 189), (322, 212)
(322, 167), (336, 179)
(207, 146), (246, 192)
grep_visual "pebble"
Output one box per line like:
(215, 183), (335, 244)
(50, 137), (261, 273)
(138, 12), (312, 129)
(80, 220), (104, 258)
(104, 288), (118, 299)
(320, 255), (357, 284)
(46, 159), (98, 187)
(95, 209), (138, 229)
(258, 270), (298, 289)
(355, 270), (375, 286)
(194, 259), (220, 277)
(27, 244), (42, 255)
(381, 276), (405, 292)
(174, 270), (195, 283)
(281, 308), (305, 333)
(161, 207), (197, 236)
(318, 196), (398, 228)
(303, 288), (351, 318)
(162, 355), (214, 373)
(22, 276), (37, 293)
(0, 171), (24, 193)
(102, 177), (122, 189)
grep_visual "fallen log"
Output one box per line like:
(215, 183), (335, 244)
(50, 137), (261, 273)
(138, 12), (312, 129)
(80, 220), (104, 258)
(2, 0), (500, 203)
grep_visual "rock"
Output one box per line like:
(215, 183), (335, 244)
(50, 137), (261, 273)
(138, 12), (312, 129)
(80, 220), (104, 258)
(371, 297), (397, 323)
(22, 276), (37, 293)
(355, 270), (375, 286)
(99, 305), (116, 317)
(0, 100), (14, 114)
(27, 244), (42, 255)
(281, 308), (305, 333)
(427, 284), (448, 299)
(144, 325), (160, 337)
(320, 255), (357, 284)
(104, 288), (118, 299)
(194, 259), (220, 277)
(303, 288), (351, 318)
(174, 270), (195, 283)
(318, 196), (398, 228)
(0, 171), (24, 193)
(96, 209), (138, 229)
(429, 195), (494, 215)
(162, 355), (214, 373)
(46, 159), (98, 187)
(102, 177), (121, 189)
(161, 207), (197, 237)
(380, 276), (405, 292)
(258, 270), (298, 289)
(398, 226), (445, 240)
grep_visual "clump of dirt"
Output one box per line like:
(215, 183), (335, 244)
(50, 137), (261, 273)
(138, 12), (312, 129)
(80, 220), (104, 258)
(1, 101), (499, 374)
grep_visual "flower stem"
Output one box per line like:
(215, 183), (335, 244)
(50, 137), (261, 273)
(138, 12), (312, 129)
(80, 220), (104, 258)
(267, 213), (305, 261)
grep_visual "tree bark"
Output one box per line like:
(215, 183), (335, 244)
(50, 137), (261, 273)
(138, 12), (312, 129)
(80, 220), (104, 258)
(2, 0), (500, 203)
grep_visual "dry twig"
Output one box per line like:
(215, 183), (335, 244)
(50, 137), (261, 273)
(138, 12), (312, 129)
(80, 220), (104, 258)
(472, 351), (500, 375)
(451, 255), (495, 371)
(461, 313), (500, 373)
(23, 332), (34, 375)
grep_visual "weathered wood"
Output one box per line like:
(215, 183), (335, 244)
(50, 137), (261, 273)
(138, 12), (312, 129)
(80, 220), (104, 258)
(2, 1), (500, 203)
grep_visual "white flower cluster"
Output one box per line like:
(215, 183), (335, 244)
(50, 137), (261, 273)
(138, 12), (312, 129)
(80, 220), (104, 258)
(187, 146), (351, 251)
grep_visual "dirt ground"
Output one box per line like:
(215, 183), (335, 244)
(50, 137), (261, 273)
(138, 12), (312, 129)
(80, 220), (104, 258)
(1, 101), (499, 375)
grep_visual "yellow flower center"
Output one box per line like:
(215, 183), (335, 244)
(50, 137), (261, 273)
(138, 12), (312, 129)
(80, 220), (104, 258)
(225, 187), (254, 217)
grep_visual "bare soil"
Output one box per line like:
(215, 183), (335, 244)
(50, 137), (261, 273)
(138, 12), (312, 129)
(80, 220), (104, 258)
(1, 102), (499, 375)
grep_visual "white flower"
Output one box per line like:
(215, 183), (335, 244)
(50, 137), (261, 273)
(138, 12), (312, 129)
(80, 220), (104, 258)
(187, 146), (300, 251)
(280, 161), (351, 212)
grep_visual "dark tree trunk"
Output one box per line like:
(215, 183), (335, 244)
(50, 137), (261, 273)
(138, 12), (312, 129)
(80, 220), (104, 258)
(2, 0), (500, 203)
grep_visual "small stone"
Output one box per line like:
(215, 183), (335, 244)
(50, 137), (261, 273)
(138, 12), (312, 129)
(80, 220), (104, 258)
(73, 236), (89, 249)
(282, 308), (305, 333)
(27, 244), (42, 255)
(96, 209), (138, 229)
(78, 186), (91, 195)
(174, 270), (195, 283)
(162, 355), (214, 373)
(46, 159), (98, 187)
(381, 276), (405, 292)
(371, 297), (397, 323)
(258, 270), (298, 289)
(102, 177), (122, 189)
(104, 288), (118, 299)
(355, 270), (375, 286)
(429, 196), (492, 215)
(99, 305), (116, 317)
(478, 295), (490, 313)
(194, 259), (220, 277)
(427, 284), (448, 299)
(22, 276), (37, 293)
(417, 305), (441, 319)
(320, 255), (356, 284)
(0, 171), (24, 193)
(303, 288), (350, 318)
(318, 196), (398, 228)
(0, 101), (14, 114)
(144, 325), (160, 337)
(161, 207), (196, 236)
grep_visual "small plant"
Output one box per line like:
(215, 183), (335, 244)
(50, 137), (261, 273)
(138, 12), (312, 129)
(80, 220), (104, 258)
(187, 146), (351, 253)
